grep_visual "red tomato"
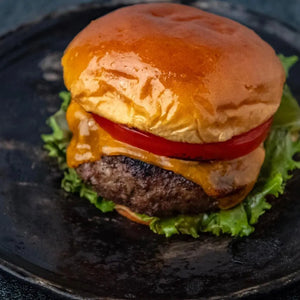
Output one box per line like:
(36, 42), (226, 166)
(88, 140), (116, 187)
(92, 114), (273, 161)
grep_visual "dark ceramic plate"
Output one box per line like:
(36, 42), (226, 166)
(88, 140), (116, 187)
(0, 1), (300, 299)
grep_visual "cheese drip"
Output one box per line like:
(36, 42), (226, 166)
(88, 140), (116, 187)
(66, 101), (265, 209)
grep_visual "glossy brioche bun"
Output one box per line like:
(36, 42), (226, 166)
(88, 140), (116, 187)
(62, 3), (285, 144)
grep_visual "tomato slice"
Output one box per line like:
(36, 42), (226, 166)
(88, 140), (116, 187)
(92, 114), (273, 161)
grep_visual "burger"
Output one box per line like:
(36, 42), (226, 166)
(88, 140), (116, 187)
(42, 3), (300, 237)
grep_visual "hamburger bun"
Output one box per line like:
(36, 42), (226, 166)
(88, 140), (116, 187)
(62, 3), (285, 144)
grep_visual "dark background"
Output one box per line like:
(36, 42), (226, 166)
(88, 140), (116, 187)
(0, 0), (299, 299)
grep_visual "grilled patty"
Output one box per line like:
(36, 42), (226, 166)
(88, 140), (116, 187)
(76, 155), (218, 217)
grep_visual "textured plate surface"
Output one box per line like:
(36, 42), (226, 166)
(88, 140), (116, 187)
(0, 1), (300, 299)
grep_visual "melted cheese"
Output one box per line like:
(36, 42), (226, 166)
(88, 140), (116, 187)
(66, 101), (265, 209)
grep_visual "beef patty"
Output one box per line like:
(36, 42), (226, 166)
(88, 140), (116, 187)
(76, 155), (218, 217)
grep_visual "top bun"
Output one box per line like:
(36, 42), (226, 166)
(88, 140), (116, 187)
(62, 3), (285, 143)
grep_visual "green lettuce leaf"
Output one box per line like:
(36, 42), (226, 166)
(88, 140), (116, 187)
(42, 55), (300, 237)
(277, 54), (298, 77)
(41, 91), (71, 170)
(61, 168), (115, 212)
(143, 205), (253, 238)
(273, 85), (300, 130)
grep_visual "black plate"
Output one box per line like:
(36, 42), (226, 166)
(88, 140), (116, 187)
(0, 1), (300, 299)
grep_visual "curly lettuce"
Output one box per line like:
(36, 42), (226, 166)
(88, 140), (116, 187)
(42, 55), (300, 237)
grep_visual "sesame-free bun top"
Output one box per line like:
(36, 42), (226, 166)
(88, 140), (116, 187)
(62, 3), (285, 143)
